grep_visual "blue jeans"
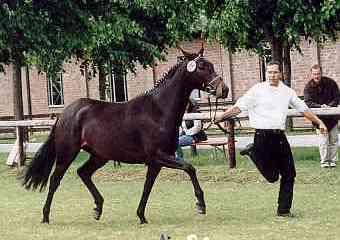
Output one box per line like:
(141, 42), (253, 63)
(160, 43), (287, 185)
(176, 135), (194, 161)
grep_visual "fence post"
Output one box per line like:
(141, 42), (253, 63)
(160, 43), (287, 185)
(226, 119), (236, 169)
(16, 126), (25, 167)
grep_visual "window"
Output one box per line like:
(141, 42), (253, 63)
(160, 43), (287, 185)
(105, 68), (128, 102)
(47, 73), (64, 106)
(0, 71), (5, 81)
(260, 46), (272, 82)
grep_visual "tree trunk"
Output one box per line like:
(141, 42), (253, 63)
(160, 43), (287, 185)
(152, 62), (157, 86)
(12, 56), (25, 166)
(84, 64), (90, 98)
(283, 44), (293, 131)
(282, 44), (292, 87)
(25, 65), (32, 119)
(98, 64), (106, 100)
(271, 36), (283, 65)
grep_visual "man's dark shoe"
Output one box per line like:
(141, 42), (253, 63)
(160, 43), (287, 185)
(277, 210), (293, 217)
(240, 143), (254, 157)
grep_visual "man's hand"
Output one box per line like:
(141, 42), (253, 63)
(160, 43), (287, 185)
(214, 113), (228, 123)
(303, 110), (328, 134)
(319, 121), (328, 134)
(214, 106), (241, 123)
(214, 114), (234, 124)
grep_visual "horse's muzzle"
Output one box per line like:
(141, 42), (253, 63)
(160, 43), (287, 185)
(210, 76), (229, 99)
(219, 82), (229, 99)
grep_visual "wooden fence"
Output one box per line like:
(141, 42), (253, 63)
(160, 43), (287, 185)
(1, 107), (340, 169)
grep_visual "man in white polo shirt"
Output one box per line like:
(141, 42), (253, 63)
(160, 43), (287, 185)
(218, 61), (327, 217)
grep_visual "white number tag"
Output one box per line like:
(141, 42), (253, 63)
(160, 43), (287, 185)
(187, 60), (197, 72)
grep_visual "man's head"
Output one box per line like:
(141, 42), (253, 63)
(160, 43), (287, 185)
(266, 61), (282, 86)
(310, 64), (322, 84)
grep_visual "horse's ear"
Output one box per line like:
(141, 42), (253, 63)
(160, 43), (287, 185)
(177, 45), (193, 59)
(198, 43), (204, 56)
(178, 47), (192, 58)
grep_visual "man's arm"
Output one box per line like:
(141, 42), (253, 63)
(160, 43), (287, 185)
(303, 110), (327, 134)
(304, 85), (321, 108)
(327, 80), (340, 107)
(216, 105), (242, 122)
(185, 120), (202, 136)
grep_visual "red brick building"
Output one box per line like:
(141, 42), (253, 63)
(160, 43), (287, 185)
(0, 38), (339, 118)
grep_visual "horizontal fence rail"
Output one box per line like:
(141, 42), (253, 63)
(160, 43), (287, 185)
(183, 107), (340, 120)
(1, 107), (340, 170)
(0, 107), (339, 127)
(0, 119), (55, 127)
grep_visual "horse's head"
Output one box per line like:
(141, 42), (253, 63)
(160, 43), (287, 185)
(179, 45), (229, 99)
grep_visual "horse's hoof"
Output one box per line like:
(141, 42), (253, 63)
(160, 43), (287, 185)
(139, 217), (148, 224)
(93, 207), (102, 220)
(41, 218), (49, 224)
(196, 202), (206, 214)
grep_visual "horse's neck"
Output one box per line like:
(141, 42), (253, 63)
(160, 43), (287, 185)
(153, 72), (193, 130)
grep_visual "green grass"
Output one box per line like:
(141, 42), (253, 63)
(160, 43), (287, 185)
(0, 148), (339, 240)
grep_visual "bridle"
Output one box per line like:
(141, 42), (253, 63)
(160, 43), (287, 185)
(186, 55), (222, 96)
(204, 76), (221, 95)
(185, 55), (239, 134)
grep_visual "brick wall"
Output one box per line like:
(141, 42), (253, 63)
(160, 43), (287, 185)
(1, 38), (340, 117)
(291, 38), (340, 96)
(0, 59), (96, 117)
(319, 40), (340, 86)
(0, 65), (14, 116)
(290, 40), (318, 96)
(230, 51), (261, 100)
(126, 64), (154, 99)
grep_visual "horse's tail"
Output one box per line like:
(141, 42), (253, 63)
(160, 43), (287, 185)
(22, 118), (58, 192)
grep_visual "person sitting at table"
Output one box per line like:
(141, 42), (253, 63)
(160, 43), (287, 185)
(176, 99), (207, 161)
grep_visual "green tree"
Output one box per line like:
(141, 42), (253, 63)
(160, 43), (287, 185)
(0, 0), (204, 163)
(79, 0), (203, 99)
(206, 0), (340, 84)
(0, 0), (91, 165)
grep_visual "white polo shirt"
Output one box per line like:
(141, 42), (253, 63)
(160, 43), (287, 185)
(235, 81), (309, 130)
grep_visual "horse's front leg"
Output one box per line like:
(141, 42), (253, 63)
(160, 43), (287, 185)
(137, 164), (161, 224)
(158, 153), (206, 215)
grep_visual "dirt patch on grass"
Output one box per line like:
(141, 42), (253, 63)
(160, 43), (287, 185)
(94, 166), (267, 184)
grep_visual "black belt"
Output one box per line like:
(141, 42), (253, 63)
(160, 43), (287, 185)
(256, 129), (284, 134)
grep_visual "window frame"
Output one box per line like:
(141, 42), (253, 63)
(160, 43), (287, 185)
(47, 72), (65, 107)
(106, 67), (128, 102)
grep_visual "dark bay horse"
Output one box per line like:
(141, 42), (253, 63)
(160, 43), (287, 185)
(22, 46), (229, 224)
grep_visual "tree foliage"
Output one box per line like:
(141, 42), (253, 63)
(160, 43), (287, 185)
(81, 0), (203, 75)
(206, 0), (340, 59)
(0, 0), (90, 73)
(0, 0), (203, 74)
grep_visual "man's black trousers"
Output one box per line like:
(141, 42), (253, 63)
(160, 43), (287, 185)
(250, 129), (296, 214)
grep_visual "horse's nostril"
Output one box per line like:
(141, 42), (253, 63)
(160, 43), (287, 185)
(224, 87), (229, 98)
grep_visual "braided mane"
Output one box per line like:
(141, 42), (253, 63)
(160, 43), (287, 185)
(145, 60), (184, 95)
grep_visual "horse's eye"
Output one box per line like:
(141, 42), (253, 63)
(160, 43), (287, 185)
(197, 62), (205, 69)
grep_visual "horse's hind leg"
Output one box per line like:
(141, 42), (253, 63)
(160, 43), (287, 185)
(137, 164), (161, 224)
(42, 159), (75, 223)
(158, 154), (206, 215)
(77, 155), (107, 220)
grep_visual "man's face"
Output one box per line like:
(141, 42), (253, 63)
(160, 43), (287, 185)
(311, 68), (322, 84)
(266, 64), (282, 86)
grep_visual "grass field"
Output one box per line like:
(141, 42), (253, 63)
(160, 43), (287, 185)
(0, 148), (339, 240)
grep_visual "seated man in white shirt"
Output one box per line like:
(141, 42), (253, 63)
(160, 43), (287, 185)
(217, 60), (327, 217)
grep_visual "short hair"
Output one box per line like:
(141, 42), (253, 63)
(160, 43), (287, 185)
(266, 60), (282, 71)
(311, 64), (322, 73)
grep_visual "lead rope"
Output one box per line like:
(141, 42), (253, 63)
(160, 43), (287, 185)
(202, 95), (242, 135)
(202, 95), (230, 135)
